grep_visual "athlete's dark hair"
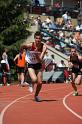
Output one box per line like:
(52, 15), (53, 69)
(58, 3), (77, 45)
(71, 46), (76, 50)
(34, 31), (42, 38)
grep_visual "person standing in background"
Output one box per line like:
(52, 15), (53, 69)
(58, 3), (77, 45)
(1, 48), (11, 86)
(2, 48), (10, 71)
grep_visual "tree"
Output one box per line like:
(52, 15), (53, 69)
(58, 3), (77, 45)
(0, 0), (32, 59)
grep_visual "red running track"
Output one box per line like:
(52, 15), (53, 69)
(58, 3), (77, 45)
(0, 83), (82, 124)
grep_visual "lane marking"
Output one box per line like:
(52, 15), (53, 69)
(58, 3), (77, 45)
(63, 89), (82, 120)
(0, 85), (67, 124)
(0, 93), (33, 124)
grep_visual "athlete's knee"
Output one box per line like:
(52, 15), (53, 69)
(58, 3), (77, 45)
(76, 83), (81, 85)
(75, 81), (81, 85)
(37, 81), (42, 85)
(32, 77), (37, 83)
(71, 81), (75, 85)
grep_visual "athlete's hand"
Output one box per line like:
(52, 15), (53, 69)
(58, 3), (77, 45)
(42, 44), (47, 53)
(39, 44), (47, 60)
(80, 68), (82, 72)
(68, 62), (73, 68)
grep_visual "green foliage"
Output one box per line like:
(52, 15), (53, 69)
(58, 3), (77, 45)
(0, 0), (32, 60)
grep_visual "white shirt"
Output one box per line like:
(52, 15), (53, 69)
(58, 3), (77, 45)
(62, 13), (68, 20)
(25, 50), (41, 64)
(58, 63), (66, 68)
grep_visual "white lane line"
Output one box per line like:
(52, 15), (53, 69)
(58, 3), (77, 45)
(0, 93), (33, 124)
(0, 85), (66, 124)
(63, 90), (82, 120)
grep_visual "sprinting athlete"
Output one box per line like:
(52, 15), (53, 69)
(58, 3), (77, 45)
(68, 47), (82, 96)
(21, 31), (47, 102)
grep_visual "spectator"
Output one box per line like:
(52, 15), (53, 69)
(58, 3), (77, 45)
(35, 0), (40, 6)
(57, 60), (69, 82)
(1, 59), (11, 86)
(45, 17), (52, 24)
(50, 54), (56, 71)
(2, 48), (10, 70)
(62, 11), (68, 24)
(57, 60), (66, 68)
(54, 2), (60, 8)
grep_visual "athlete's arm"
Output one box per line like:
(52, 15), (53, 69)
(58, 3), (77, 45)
(20, 43), (32, 50)
(14, 54), (19, 65)
(78, 54), (82, 60)
(68, 56), (73, 68)
(40, 44), (47, 60)
(14, 54), (18, 61)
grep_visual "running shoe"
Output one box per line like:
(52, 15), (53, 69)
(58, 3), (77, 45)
(34, 96), (41, 102)
(0, 83), (3, 86)
(65, 80), (70, 84)
(24, 82), (29, 86)
(72, 92), (78, 96)
(7, 83), (10, 86)
(21, 82), (29, 87)
(28, 84), (33, 93)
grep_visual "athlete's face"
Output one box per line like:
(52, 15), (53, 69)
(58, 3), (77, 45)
(71, 48), (76, 56)
(35, 36), (41, 45)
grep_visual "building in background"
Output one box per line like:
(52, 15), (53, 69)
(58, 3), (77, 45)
(30, 0), (81, 18)
(39, 0), (45, 6)
(44, 0), (80, 8)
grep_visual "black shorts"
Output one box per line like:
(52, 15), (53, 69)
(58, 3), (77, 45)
(72, 67), (82, 75)
(16, 66), (25, 73)
(28, 63), (42, 70)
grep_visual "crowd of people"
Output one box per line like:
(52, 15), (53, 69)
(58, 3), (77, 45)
(32, 13), (82, 56)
